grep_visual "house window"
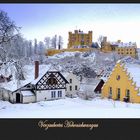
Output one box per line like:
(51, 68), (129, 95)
(70, 86), (72, 91)
(116, 75), (120, 80)
(117, 88), (121, 100)
(126, 89), (130, 97)
(109, 87), (112, 96)
(58, 91), (62, 97)
(130, 52), (132, 54)
(75, 85), (78, 90)
(70, 79), (72, 83)
(51, 91), (56, 98)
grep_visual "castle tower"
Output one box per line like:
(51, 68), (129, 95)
(67, 30), (93, 48)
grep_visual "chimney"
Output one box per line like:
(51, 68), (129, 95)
(35, 61), (39, 79)
(103, 36), (107, 43)
(117, 40), (121, 43)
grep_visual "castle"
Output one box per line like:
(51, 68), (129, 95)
(47, 30), (138, 58)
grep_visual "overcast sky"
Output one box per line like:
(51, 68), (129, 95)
(0, 4), (140, 48)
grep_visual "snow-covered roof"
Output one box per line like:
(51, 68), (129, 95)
(110, 42), (136, 48)
(62, 72), (70, 78)
(81, 78), (101, 91)
(117, 59), (122, 63)
(31, 65), (61, 85)
(21, 90), (35, 97)
(100, 77), (108, 82)
(82, 78), (100, 85)
(0, 80), (31, 92)
(125, 63), (140, 88)
(31, 66), (50, 85)
(48, 65), (59, 72)
(80, 83), (95, 92)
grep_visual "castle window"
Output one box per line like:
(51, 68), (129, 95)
(116, 75), (120, 80)
(121, 53), (123, 54)
(130, 52), (132, 54)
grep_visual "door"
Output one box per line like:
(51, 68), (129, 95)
(16, 93), (20, 103)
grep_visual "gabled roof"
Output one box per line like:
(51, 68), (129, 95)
(80, 84), (94, 92)
(31, 65), (69, 85)
(81, 78), (102, 90)
(31, 66), (50, 85)
(125, 63), (140, 88)
(62, 71), (77, 79)
(112, 61), (140, 89)
(62, 72), (70, 78)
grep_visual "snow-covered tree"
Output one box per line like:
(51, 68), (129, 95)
(34, 38), (38, 55)
(58, 35), (63, 50)
(0, 10), (20, 62)
(38, 41), (45, 63)
(97, 35), (104, 48)
(44, 37), (51, 49)
(0, 10), (20, 45)
(51, 35), (57, 49)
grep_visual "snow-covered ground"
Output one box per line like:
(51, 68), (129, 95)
(1, 97), (140, 118)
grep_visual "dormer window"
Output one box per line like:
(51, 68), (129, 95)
(116, 75), (120, 80)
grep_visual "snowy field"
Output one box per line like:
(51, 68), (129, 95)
(1, 97), (140, 118)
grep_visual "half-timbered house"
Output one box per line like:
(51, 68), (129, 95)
(0, 63), (69, 104)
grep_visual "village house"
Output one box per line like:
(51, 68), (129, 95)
(0, 61), (69, 104)
(102, 60), (140, 103)
(79, 78), (105, 97)
(62, 72), (80, 97)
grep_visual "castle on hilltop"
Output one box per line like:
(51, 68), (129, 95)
(47, 30), (138, 58)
